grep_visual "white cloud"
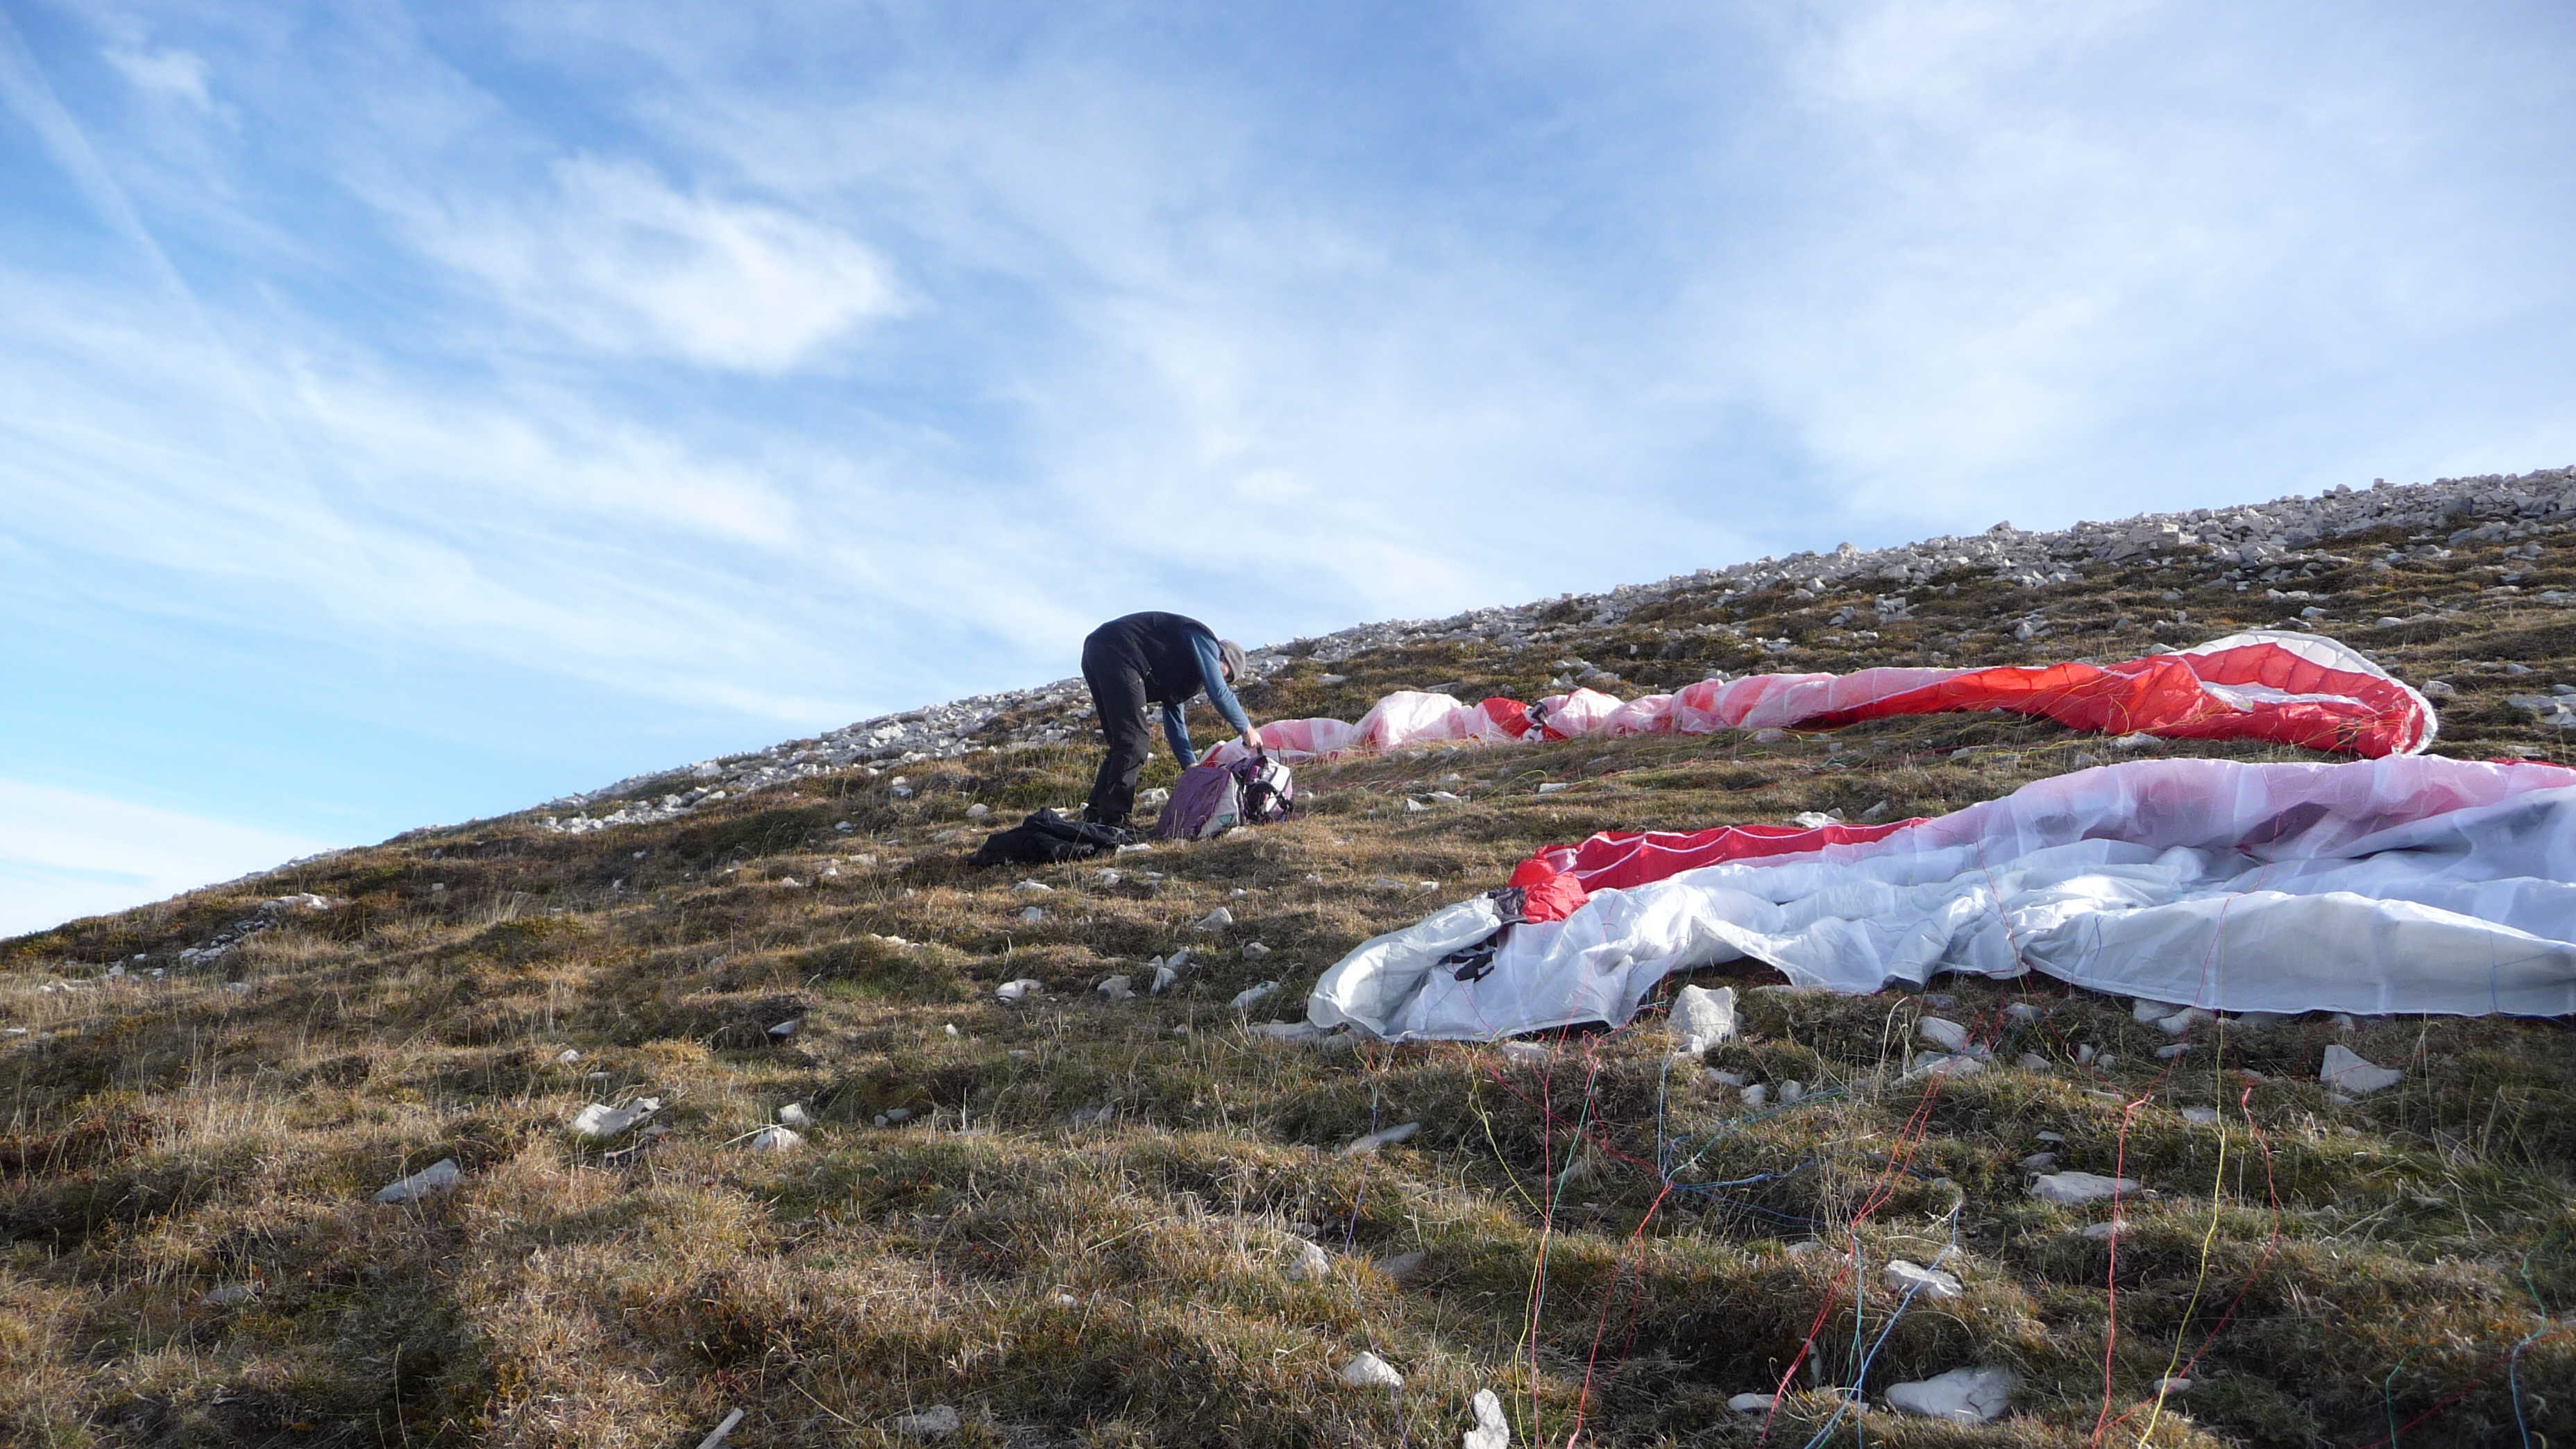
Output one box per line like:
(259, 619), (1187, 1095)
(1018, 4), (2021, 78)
(0, 257), (1081, 727)
(102, 44), (210, 110)
(393, 154), (904, 373)
(1800, 0), (2151, 124)
(0, 779), (330, 938)
(603, 46), (1757, 622)
(1645, 0), (2575, 531)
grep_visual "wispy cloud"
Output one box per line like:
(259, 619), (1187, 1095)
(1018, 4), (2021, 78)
(383, 154), (906, 373)
(101, 43), (210, 109)
(0, 779), (330, 939)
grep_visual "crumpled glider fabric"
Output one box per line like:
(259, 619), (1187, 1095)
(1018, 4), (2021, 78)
(1532, 819), (1926, 897)
(1210, 632), (2434, 768)
(1304, 756), (2576, 1042)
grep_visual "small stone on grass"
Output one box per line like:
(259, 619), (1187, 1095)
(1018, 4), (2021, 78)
(1339, 1351), (1404, 1389)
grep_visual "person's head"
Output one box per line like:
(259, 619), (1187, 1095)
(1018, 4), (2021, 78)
(1217, 638), (1247, 684)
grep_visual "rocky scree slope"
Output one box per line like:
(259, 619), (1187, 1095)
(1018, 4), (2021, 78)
(4, 466), (2576, 1449)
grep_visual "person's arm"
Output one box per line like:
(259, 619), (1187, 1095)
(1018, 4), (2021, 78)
(1191, 633), (1255, 738)
(1162, 701), (1194, 764)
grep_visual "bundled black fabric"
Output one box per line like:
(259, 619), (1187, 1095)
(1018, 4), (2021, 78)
(969, 809), (1133, 867)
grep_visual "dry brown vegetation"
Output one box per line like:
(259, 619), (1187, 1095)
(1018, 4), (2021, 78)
(7, 518), (2576, 1447)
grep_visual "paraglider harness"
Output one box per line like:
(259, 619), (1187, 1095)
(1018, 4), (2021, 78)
(972, 754), (1294, 863)
(1153, 751), (1295, 841)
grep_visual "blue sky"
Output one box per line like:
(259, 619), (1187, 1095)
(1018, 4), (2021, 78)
(3, 0), (2572, 936)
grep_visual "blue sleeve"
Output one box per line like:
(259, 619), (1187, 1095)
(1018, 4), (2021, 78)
(1162, 702), (1194, 764)
(1191, 632), (1254, 736)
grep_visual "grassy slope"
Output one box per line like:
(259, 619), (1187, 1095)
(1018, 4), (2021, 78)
(6, 522), (2576, 1448)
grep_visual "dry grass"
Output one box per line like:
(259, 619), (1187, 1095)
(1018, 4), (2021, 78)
(7, 519), (2576, 1446)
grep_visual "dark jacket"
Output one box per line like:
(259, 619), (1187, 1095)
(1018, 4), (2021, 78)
(1083, 611), (1253, 761)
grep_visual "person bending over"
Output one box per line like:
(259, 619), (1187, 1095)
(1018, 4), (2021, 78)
(1080, 611), (1259, 827)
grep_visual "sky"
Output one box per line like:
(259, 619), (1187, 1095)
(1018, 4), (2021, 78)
(3, 0), (2573, 937)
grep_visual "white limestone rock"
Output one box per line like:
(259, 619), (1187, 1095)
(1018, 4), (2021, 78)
(1670, 984), (1738, 1053)
(2031, 1171), (2139, 1205)
(373, 1158), (461, 1204)
(1904, 1053), (1984, 1082)
(2321, 1043), (2403, 1095)
(1340, 1351), (1405, 1389)
(568, 1097), (662, 1139)
(1885, 1366), (2015, 1423)
(1285, 1239), (1332, 1282)
(1881, 1259), (1964, 1301)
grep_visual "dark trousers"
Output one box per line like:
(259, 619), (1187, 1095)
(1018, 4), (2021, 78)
(1081, 637), (1155, 826)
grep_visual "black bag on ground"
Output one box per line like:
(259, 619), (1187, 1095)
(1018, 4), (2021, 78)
(969, 808), (1133, 867)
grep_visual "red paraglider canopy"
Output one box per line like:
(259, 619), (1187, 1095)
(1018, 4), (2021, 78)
(1206, 631), (2435, 768)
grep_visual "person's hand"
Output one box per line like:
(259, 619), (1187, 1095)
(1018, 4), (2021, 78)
(1240, 730), (1262, 753)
